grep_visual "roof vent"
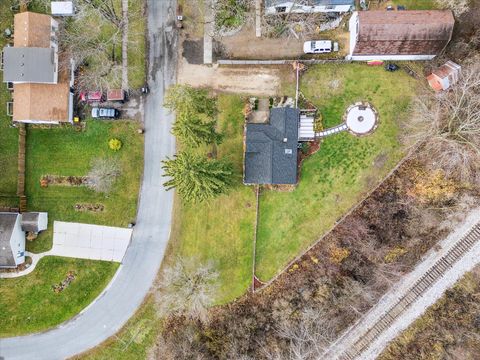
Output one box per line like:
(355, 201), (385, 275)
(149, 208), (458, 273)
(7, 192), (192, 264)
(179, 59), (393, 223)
(285, 149), (292, 154)
(283, 137), (288, 142)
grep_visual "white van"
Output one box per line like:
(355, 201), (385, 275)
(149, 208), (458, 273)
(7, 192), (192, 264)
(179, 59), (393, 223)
(303, 40), (332, 54)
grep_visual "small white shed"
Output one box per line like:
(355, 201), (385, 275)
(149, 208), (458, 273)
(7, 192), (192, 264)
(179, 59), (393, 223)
(51, 1), (75, 17)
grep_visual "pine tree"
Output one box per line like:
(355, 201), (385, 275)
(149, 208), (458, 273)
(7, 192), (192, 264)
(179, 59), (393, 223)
(162, 152), (233, 203)
(164, 85), (217, 117)
(172, 112), (222, 147)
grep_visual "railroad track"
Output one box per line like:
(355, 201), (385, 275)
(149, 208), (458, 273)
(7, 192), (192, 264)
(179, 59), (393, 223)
(337, 221), (480, 360)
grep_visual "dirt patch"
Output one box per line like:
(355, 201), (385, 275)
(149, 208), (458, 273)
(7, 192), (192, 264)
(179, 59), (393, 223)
(74, 203), (105, 212)
(220, 25), (305, 59)
(41, 175), (87, 187)
(216, 14), (350, 60)
(374, 153), (389, 169)
(52, 271), (76, 293)
(178, 59), (284, 95)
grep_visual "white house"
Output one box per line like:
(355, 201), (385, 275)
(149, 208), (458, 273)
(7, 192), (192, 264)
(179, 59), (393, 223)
(347, 10), (455, 61)
(0, 212), (48, 268)
(265, 0), (354, 15)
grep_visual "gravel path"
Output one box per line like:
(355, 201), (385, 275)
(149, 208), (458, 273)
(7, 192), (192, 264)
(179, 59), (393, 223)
(323, 209), (480, 360)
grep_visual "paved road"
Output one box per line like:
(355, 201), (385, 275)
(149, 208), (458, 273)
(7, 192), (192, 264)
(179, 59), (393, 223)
(0, 0), (177, 358)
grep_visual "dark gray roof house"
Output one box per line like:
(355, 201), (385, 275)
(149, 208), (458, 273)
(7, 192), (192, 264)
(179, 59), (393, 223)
(244, 107), (300, 185)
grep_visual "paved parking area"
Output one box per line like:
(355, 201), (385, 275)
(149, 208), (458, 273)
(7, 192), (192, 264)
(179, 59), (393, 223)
(52, 221), (132, 262)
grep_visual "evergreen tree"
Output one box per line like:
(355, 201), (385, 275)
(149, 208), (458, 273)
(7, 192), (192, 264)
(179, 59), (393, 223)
(172, 112), (223, 148)
(164, 85), (217, 117)
(162, 152), (233, 203)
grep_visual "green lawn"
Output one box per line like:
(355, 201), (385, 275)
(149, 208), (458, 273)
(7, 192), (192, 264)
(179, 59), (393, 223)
(170, 95), (256, 304)
(0, 1), (19, 207)
(26, 121), (143, 253)
(373, 0), (439, 10)
(0, 256), (119, 337)
(128, 0), (146, 88)
(255, 63), (419, 280)
(75, 297), (160, 360)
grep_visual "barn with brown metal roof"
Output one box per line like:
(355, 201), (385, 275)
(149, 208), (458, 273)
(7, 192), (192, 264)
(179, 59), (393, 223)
(348, 10), (455, 61)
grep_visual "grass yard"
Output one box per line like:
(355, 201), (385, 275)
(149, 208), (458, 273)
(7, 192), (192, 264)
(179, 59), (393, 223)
(25, 121), (143, 253)
(74, 296), (160, 360)
(128, 0), (147, 88)
(170, 95), (256, 304)
(255, 63), (420, 281)
(0, 256), (119, 337)
(371, 0), (439, 10)
(0, 1), (19, 207)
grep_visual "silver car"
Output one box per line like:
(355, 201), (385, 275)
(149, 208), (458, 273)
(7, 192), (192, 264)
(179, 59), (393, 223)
(91, 107), (120, 119)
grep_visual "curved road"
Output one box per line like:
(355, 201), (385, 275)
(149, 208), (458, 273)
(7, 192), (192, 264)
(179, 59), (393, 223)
(0, 1), (177, 358)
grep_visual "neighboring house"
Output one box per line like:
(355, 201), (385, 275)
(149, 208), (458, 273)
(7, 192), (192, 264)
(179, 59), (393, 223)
(244, 107), (300, 185)
(1, 12), (74, 124)
(0, 212), (47, 269)
(427, 61), (461, 92)
(51, 1), (75, 16)
(265, 0), (355, 15)
(348, 10), (455, 61)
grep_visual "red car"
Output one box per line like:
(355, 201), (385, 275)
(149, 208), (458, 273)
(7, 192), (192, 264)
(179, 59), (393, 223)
(79, 90), (103, 103)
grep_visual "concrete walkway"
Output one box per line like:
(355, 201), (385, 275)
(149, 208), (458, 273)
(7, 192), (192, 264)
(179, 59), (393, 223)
(0, 0), (177, 358)
(203, 0), (213, 64)
(0, 252), (46, 279)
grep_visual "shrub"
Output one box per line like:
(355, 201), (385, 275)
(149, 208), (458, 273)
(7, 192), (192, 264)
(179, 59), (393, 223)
(108, 138), (122, 151)
(86, 158), (121, 193)
(384, 247), (408, 263)
(300, 142), (310, 155)
(329, 245), (350, 264)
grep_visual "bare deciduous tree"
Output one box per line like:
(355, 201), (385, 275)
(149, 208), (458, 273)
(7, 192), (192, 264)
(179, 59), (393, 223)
(266, 308), (336, 360)
(408, 61), (480, 184)
(156, 257), (218, 322)
(435, 0), (470, 16)
(86, 158), (121, 193)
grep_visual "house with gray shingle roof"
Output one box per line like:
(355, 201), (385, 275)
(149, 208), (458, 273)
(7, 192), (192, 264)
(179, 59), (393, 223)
(244, 107), (300, 185)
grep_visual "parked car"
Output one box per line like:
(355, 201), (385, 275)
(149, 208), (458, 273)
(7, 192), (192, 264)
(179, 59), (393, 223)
(79, 90), (103, 103)
(303, 40), (332, 54)
(91, 107), (120, 119)
(385, 63), (400, 72)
